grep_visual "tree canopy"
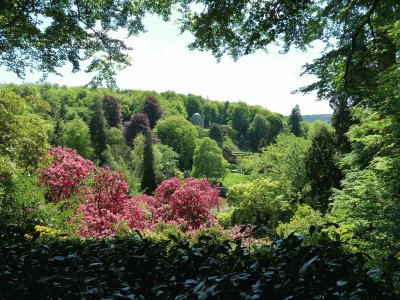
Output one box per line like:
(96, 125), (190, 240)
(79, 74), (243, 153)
(0, 0), (175, 87)
(178, 1), (399, 103)
(192, 137), (228, 179)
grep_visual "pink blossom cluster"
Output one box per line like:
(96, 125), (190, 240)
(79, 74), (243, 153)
(40, 147), (147, 238)
(40, 148), (222, 238)
(40, 147), (94, 203)
(77, 168), (149, 238)
(148, 177), (221, 231)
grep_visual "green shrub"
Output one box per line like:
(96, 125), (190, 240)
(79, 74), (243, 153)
(217, 208), (235, 228)
(227, 178), (293, 229)
(0, 230), (395, 298)
(276, 204), (326, 237)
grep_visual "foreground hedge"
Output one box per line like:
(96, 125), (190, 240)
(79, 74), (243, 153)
(0, 231), (396, 299)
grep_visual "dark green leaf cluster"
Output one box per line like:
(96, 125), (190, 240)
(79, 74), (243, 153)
(0, 229), (394, 299)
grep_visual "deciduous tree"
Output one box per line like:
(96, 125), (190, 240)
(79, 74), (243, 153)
(0, 1), (176, 87)
(155, 116), (198, 169)
(64, 117), (94, 159)
(142, 96), (163, 129)
(124, 113), (150, 145)
(192, 137), (228, 179)
(247, 114), (270, 151)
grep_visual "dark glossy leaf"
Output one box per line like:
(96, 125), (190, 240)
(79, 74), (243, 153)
(299, 255), (319, 273)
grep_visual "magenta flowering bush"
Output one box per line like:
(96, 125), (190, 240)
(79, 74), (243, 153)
(78, 168), (134, 238)
(39, 148), (222, 237)
(149, 177), (221, 231)
(40, 147), (94, 203)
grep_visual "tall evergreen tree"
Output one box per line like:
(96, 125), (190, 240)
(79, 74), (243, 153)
(89, 98), (108, 164)
(330, 94), (357, 154)
(288, 105), (302, 137)
(142, 96), (163, 129)
(141, 131), (156, 195)
(305, 127), (341, 213)
(103, 95), (122, 128)
(52, 118), (64, 147)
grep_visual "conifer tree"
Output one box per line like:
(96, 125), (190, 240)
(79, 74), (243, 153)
(288, 105), (302, 137)
(52, 118), (64, 147)
(305, 127), (341, 213)
(141, 131), (156, 195)
(89, 98), (108, 164)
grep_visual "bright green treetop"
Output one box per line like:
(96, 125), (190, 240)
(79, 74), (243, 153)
(64, 117), (94, 160)
(192, 137), (228, 179)
(155, 115), (198, 170)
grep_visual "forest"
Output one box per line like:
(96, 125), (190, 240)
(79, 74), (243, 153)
(1, 0), (399, 298)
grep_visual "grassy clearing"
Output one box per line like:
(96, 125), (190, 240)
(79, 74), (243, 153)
(222, 172), (259, 187)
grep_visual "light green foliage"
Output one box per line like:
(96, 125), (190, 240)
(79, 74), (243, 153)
(159, 91), (188, 118)
(130, 134), (147, 179)
(192, 137), (228, 179)
(0, 87), (50, 172)
(0, 169), (47, 232)
(257, 134), (311, 194)
(154, 144), (182, 182)
(216, 208), (235, 228)
(107, 127), (124, 146)
(194, 126), (209, 139)
(276, 205), (325, 237)
(102, 144), (140, 194)
(331, 107), (400, 255)
(227, 178), (293, 228)
(306, 120), (335, 141)
(63, 117), (94, 159)
(155, 115), (198, 169)
(236, 154), (259, 175)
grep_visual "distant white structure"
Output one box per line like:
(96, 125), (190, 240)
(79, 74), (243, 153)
(191, 112), (204, 128)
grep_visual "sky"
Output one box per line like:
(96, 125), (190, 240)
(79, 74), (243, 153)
(0, 15), (332, 115)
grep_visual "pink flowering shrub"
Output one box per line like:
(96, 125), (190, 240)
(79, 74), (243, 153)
(40, 147), (94, 203)
(40, 149), (222, 238)
(77, 168), (130, 238)
(149, 177), (221, 231)
(40, 147), (147, 238)
(125, 195), (154, 229)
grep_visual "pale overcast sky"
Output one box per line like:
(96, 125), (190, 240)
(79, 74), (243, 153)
(0, 15), (332, 115)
